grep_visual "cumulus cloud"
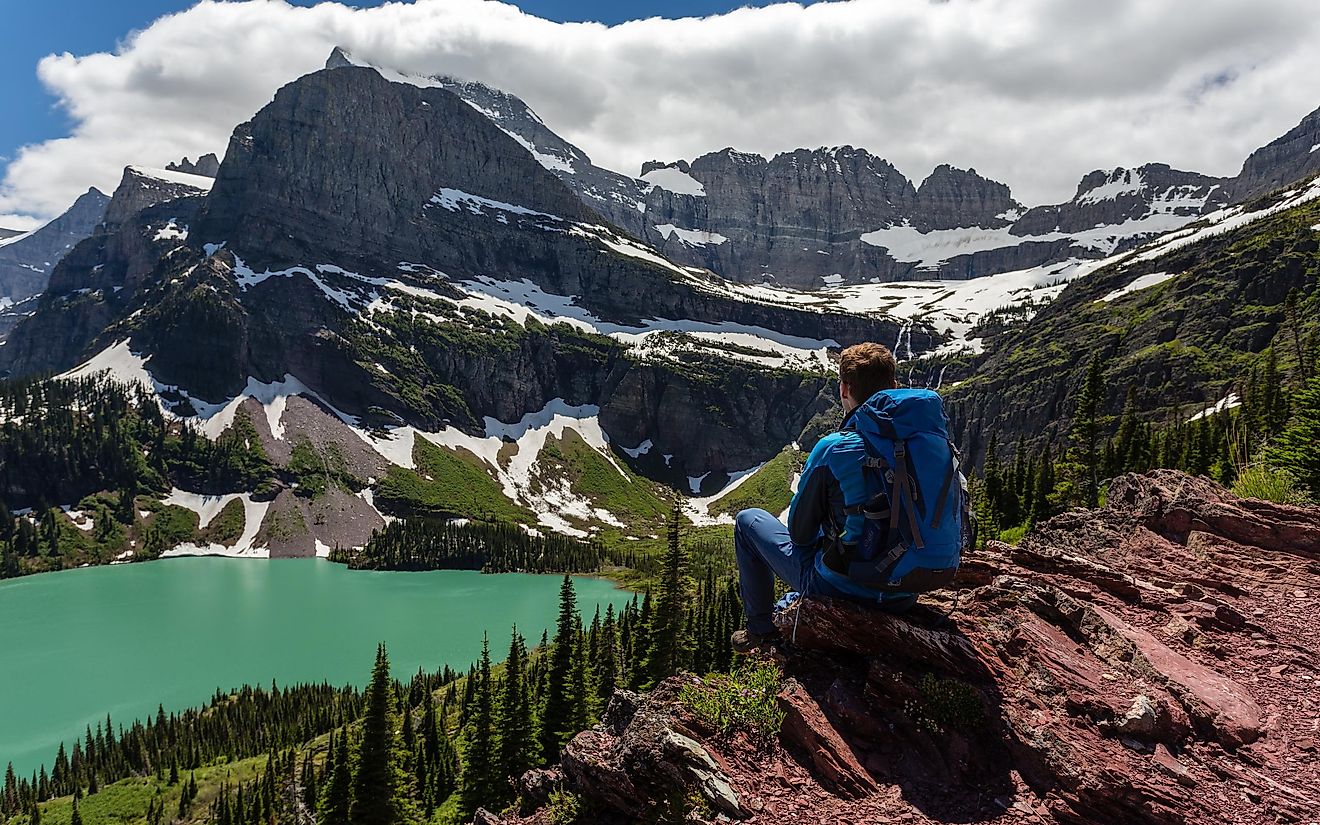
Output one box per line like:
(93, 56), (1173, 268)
(3, 0), (1320, 221)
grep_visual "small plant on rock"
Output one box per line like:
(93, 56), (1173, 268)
(680, 660), (785, 737)
(905, 673), (986, 735)
(546, 789), (583, 825)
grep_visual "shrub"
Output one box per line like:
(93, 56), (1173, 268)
(546, 789), (583, 825)
(680, 660), (785, 737)
(1230, 464), (1313, 505)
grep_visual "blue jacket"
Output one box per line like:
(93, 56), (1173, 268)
(787, 409), (898, 600)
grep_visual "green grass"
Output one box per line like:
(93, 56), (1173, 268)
(150, 505), (200, 543)
(997, 525), (1028, 545)
(203, 498), (246, 545)
(680, 660), (785, 737)
(709, 446), (800, 519)
(1231, 464), (1314, 505)
(535, 431), (671, 530)
(375, 437), (532, 523)
(25, 753), (269, 825)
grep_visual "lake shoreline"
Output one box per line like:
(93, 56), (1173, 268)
(0, 560), (629, 777)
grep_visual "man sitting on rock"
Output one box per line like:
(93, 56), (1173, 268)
(731, 342), (969, 654)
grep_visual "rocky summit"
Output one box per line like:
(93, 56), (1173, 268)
(487, 471), (1320, 825)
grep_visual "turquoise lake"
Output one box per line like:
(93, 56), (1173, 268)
(0, 558), (629, 776)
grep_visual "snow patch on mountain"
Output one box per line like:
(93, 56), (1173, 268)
(859, 224), (1053, 270)
(450, 275), (834, 369)
(1188, 393), (1242, 423)
(1077, 169), (1144, 203)
(162, 489), (245, 530)
(158, 494), (271, 559)
(153, 220), (188, 242)
(655, 224), (729, 246)
(428, 188), (562, 220)
(1131, 175), (1320, 265)
(683, 463), (765, 526)
(60, 341), (351, 443)
(1100, 271), (1175, 302)
(621, 439), (653, 458)
(503, 131), (576, 174)
(641, 167), (707, 196)
(0, 230), (32, 250)
(231, 257), (358, 311)
(128, 166), (214, 192)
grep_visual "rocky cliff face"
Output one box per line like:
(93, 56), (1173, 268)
(3, 59), (920, 485)
(489, 471), (1320, 825)
(1012, 164), (1227, 237)
(0, 187), (109, 304)
(102, 166), (212, 230)
(336, 50), (1320, 292)
(946, 174), (1320, 461)
(1222, 103), (1320, 205)
(166, 153), (220, 177)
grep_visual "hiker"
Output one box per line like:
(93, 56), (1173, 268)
(731, 342), (971, 653)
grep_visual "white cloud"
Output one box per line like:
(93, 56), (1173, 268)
(0, 214), (44, 232)
(3, 0), (1320, 222)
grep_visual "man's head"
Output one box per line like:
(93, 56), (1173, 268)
(838, 342), (898, 413)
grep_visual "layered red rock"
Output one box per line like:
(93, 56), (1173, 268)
(486, 471), (1320, 824)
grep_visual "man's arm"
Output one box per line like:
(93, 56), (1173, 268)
(787, 437), (837, 546)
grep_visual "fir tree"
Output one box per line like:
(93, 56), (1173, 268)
(1067, 355), (1105, 508)
(568, 615), (592, 733)
(350, 645), (412, 825)
(540, 575), (579, 759)
(646, 505), (692, 685)
(318, 728), (351, 825)
(460, 635), (497, 815)
(1268, 374), (1320, 495)
(496, 628), (537, 792)
(70, 796), (82, 825)
(594, 604), (619, 702)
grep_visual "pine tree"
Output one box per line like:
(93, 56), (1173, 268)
(594, 604), (619, 702)
(540, 576), (579, 759)
(350, 645), (412, 825)
(318, 728), (351, 825)
(1029, 450), (1056, 527)
(1112, 385), (1139, 475)
(1268, 374), (1320, 495)
(646, 505), (692, 685)
(460, 635), (497, 815)
(568, 616), (592, 732)
(1068, 355), (1106, 508)
(496, 628), (537, 792)
(70, 796), (82, 825)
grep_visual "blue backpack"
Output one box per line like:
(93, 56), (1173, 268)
(830, 388), (973, 592)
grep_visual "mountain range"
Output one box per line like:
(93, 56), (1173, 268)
(0, 46), (1317, 558)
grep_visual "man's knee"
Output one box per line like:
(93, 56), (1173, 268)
(735, 507), (771, 536)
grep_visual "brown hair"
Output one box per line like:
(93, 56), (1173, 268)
(839, 342), (897, 402)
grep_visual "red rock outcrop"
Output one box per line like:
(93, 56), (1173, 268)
(483, 471), (1320, 824)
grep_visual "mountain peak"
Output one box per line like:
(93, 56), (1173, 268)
(325, 45), (355, 70)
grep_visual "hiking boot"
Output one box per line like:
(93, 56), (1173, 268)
(731, 628), (780, 655)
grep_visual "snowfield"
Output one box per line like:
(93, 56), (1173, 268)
(158, 492), (270, 558)
(640, 167), (707, 196)
(128, 166), (214, 191)
(1100, 271), (1176, 302)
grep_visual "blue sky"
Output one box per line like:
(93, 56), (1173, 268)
(0, 0), (788, 218)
